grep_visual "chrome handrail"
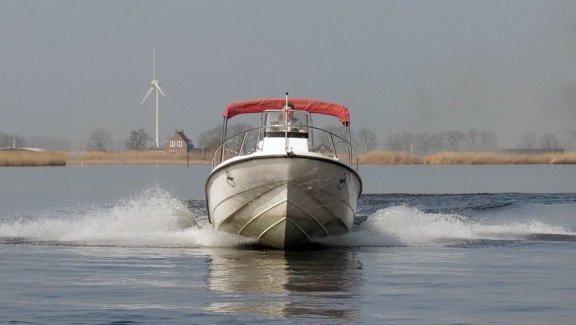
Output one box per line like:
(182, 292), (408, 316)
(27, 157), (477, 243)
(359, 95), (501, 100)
(211, 125), (354, 168)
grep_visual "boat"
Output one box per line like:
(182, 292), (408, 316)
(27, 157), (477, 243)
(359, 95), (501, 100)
(205, 95), (363, 249)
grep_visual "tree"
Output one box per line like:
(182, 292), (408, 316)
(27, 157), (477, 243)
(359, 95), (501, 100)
(444, 130), (466, 151)
(355, 128), (378, 153)
(0, 131), (26, 148)
(539, 133), (561, 150)
(519, 132), (538, 150)
(198, 125), (222, 150)
(198, 123), (253, 152)
(414, 132), (433, 154)
(385, 129), (499, 154)
(479, 131), (498, 150)
(125, 129), (151, 150)
(385, 132), (413, 152)
(465, 129), (481, 151)
(428, 132), (446, 152)
(227, 123), (256, 153)
(87, 128), (112, 152)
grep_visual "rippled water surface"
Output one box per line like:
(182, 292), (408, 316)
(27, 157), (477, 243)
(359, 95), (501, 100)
(1, 165), (575, 324)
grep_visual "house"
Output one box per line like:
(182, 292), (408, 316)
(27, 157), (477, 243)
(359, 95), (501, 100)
(164, 129), (193, 155)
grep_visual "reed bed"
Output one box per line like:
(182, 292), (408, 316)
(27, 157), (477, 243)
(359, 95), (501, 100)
(423, 151), (576, 164)
(357, 151), (421, 165)
(540, 152), (576, 164)
(423, 152), (530, 165)
(67, 151), (210, 166)
(357, 151), (576, 165)
(3, 149), (576, 167)
(0, 151), (67, 167)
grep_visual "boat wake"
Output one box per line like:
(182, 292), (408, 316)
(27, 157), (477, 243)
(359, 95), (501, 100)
(1, 189), (574, 249)
(318, 205), (576, 247)
(0, 188), (255, 248)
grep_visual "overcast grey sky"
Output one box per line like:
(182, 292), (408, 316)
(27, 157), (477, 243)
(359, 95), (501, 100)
(1, 0), (576, 148)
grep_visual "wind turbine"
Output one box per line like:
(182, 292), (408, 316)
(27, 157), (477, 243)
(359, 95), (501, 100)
(141, 49), (166, 148)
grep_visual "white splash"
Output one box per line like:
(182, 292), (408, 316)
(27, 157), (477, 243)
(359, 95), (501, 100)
(2, 194), (573, 248)
(318, 206), (575, 247)
(0, 188), (255, 248)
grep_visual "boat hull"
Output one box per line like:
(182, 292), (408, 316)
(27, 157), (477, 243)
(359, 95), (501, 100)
(205, 155), (362, 249)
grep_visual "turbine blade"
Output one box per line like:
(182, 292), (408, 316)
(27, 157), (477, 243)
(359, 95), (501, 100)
(141, 86), (154, 105)
(155, 84), (166, 97)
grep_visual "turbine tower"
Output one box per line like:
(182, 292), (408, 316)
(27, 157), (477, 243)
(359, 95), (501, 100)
(141, 49), (166, 148)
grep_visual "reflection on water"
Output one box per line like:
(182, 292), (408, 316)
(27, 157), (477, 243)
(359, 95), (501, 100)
(204, 248), (363, 321)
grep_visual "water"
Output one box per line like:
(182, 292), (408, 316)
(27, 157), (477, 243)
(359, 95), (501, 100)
(1, 165), (575, 324)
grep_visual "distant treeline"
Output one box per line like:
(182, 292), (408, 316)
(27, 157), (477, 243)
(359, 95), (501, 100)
(385, 129), (497, 154)
(384, 129), (564, 155)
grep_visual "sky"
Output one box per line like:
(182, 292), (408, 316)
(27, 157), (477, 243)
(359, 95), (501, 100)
(1, 0), (576, 149)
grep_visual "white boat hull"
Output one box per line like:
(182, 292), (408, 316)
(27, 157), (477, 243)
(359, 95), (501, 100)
(206, 155), (362, 249)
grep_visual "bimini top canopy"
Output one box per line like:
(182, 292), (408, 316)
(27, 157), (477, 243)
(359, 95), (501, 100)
(223, 98), (350, 125)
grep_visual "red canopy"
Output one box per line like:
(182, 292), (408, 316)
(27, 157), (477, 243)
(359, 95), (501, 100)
(223, 98), (350, 125)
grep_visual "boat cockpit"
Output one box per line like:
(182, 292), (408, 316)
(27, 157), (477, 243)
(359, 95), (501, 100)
(212, 104), (354, 167)
(263, 110), (309, 138)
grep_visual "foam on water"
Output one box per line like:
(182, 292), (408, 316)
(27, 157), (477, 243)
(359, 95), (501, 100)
(1, 189), (574, 248)
(0, 188), (255, 248)
(319, 206), (576, 247)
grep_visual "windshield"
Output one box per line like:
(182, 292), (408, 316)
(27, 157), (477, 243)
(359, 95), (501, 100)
(264, 110), (308, 132)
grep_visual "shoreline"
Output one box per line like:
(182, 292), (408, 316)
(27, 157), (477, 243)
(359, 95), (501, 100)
(357, 151), (576, 165)
(2, 150), (576, 167)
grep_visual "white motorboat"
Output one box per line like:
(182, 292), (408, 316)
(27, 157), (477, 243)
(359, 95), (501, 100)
(205, 96), (362, 249)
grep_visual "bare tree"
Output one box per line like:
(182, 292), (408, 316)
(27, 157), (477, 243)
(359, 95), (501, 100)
(445, 130), (466, 151)
(385, 129), (499, 154)
(125, 129), (151, 150)
(539, 133), (561, 150)
(428, 132), (446, 152)
(519, 132), (538, 149)
(355, 128), (378, 153)
(198, 125), (222, 150)
(479, 131), (498, 150)
(227, 123), (257, 154)
(385, 133), (401, 151)
(414, 132), (433, 154)
(386, 132), (413, 152)
(198, 123), (253, 152)
(0, 131), (26, 148)
(87, 128), (112, 152)
(465, 129), (481, 151)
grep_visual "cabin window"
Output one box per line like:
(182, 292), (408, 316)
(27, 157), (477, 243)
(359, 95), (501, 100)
(170, 141), (175, 147)
(177, 141), (183, 147)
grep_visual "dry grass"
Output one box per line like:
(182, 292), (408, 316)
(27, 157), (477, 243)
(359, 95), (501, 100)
(546, 152), (576, 164)
(423, 151), (576, 164)
(357, 151), (421, 165)
(3, 149), (576, 167)
(0, 151), (67, 167)
(67, 150), (210, 166)
(423, 152), (526, 165)
(357, 151), (576, 165)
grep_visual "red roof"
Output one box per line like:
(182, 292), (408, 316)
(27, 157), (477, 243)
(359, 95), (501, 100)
(223, 98), (350, 125)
